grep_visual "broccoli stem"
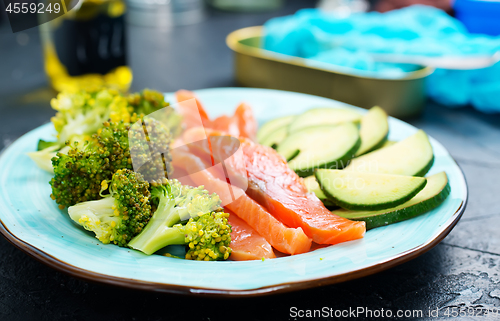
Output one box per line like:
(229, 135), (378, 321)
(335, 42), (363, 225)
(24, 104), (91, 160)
(153, 191), (180, 228)
(128, 193), (183, 255)
(128, 225), (186, 255)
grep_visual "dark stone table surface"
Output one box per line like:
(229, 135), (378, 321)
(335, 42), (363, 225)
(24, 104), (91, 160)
(0, 1), (499, 320)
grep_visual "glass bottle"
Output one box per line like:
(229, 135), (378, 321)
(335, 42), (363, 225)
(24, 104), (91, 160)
(39, 0), (132, 92)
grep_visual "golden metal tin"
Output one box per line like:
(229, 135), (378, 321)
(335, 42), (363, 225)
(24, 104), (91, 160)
(226, 26), (434, 119)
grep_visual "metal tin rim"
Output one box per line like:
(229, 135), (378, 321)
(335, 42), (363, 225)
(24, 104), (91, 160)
(226, 26), (434, 81)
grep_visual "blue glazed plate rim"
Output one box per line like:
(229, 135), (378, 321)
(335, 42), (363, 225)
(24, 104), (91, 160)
(0, 88), (468, 297)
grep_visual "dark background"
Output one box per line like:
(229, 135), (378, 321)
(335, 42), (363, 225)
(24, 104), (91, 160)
(0, 1), (499, 320)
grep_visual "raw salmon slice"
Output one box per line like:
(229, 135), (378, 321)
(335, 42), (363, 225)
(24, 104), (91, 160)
(241, 142), (366, 245)
(209, 103), (258, 141)
(226, 191), (312, 255)
(171, 149), (312, 255)
(176, 90), (257, 140)
(181, 127), (247, 186)
(233, 103), (257, 141)
(227, 210), (276, 261)
(211, 115), (240, 138)
(175, 90), (212, 130)
(184, 129), (366, 245)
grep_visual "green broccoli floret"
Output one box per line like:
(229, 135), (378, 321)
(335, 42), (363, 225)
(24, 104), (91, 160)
(68, 169), (152, 246)
(103, 118), (173, 182)
(44, 88), (167, 145)
(51, 88), (136, 145)
(32, 88), (182, 173)
(35, 88), (135, 173)
(128, 179), (231, 260)
(49, 123), (128, 208)
(50, 118), (173, 208)
(50, 141), (110, 209)
(29, 135), (92, 174)
(127, 89), (169, 116)
(94, 120), (133, 174)
(183, 211), (232, 261)
(127, 89), (183, 138)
